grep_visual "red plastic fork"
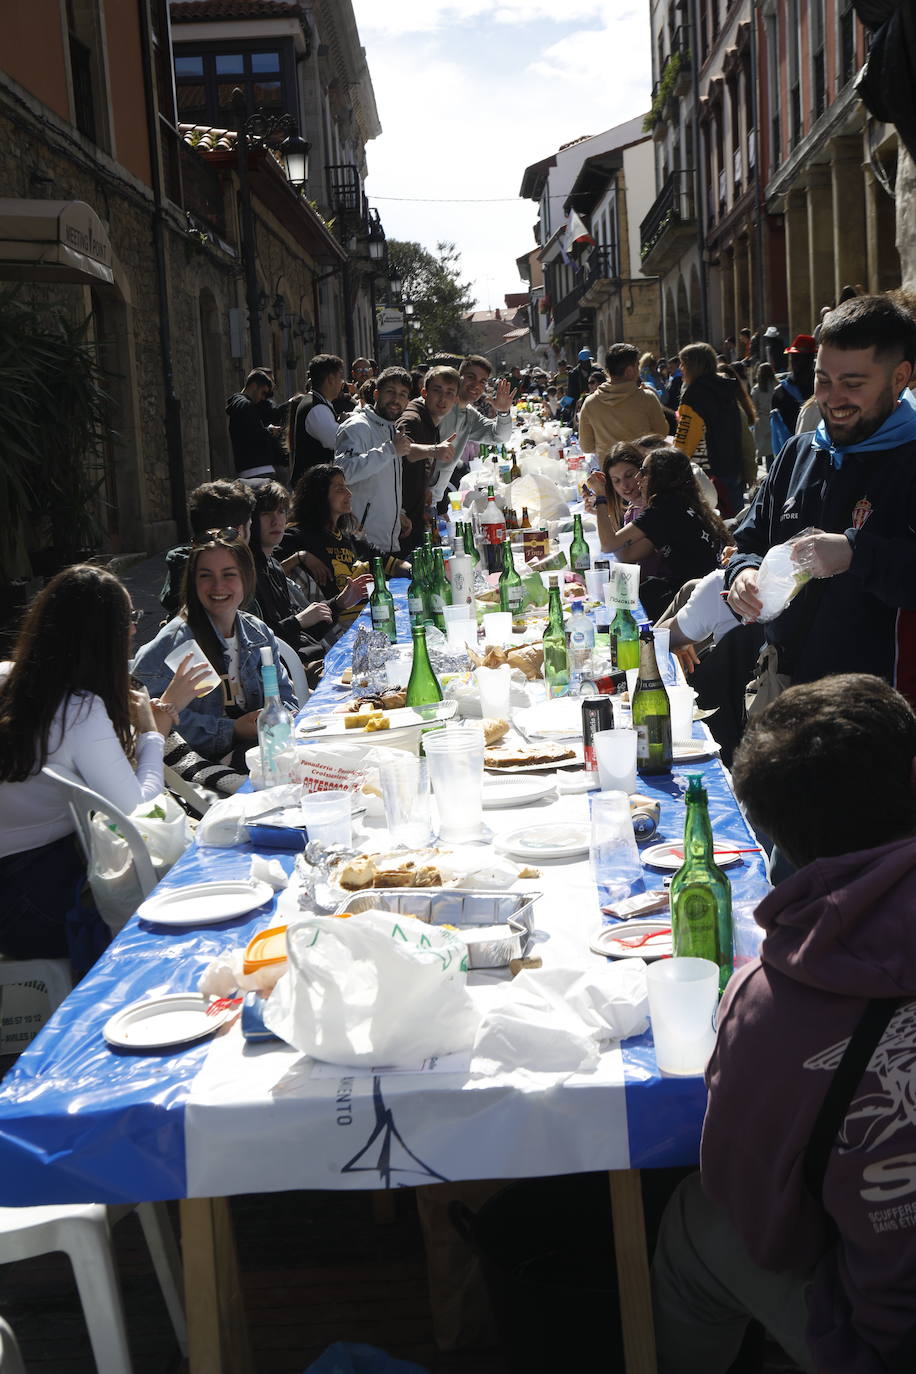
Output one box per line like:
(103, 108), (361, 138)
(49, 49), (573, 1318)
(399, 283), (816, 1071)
(206, 996), (243, 1017)
(612, 926), (672, 950)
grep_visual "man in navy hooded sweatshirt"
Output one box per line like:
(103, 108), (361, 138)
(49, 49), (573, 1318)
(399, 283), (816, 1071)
(653, 673), (916, 1373)
(726, 294), (916, 705)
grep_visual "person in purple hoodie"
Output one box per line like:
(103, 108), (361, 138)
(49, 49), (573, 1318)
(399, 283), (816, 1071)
(652, 673), (916, 1374)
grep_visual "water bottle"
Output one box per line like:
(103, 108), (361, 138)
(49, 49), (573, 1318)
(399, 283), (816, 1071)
(258, 647), (294, 787)
(566, 599), (595, 692)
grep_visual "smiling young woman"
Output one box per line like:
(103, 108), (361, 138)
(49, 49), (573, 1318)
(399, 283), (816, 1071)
(132, 534), (297, 768)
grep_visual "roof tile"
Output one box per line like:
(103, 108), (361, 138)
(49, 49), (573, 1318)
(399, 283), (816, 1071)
(170, 0), (303, 21)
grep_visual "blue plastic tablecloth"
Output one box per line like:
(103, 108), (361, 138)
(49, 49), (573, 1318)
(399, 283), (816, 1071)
(0, 588), (769, 1203)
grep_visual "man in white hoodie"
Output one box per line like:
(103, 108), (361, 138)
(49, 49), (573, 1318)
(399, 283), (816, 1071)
(335, 367), (453, 554)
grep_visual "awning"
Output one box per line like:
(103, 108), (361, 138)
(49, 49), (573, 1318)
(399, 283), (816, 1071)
(0, 200), (114, 286)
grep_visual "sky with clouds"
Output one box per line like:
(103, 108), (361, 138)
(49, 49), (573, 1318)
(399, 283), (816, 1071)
(350, 1), (653, 311)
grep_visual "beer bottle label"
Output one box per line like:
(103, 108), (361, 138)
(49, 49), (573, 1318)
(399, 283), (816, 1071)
(371, 605), (392, 628)
(636, 723), (650, 759)
(407, 595), (424, 617)
(431, 592), (445, 613)
(483, 522), (506, 545)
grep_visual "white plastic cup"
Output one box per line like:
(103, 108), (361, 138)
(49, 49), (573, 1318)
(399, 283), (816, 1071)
(652, 627), (677, 686)
(605, 563), (640, 612)
(164, 640), (221, 696)
(647, 957), (720, 1076)
(475, 664), (512, 721)
(584, 568), (609, 602)
(423, 725), (485, 843)
(300, 790), (353, 848)
(483, 611), (513, 645)
(378, 753), (432, 848)
(590, 790), (642, 900)
(593, 728), (638, 794)
(444, 603), (473, 650)
(625, 668), (639, 701)
(667, 685), (697, 742)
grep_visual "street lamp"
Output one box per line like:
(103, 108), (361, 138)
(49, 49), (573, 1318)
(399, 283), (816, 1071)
(403, 300), (415, 369)
(231, 88), (312, 364)
(388, 271), (402, 300)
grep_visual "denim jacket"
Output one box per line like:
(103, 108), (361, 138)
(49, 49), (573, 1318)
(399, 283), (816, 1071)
(132, 612), (296, 760)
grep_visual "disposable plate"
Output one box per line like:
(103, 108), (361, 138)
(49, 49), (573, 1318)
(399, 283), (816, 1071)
(481, 775), (557, 809)
(641, 841), (744, 871)
(137, 879), (274, 927)
(295, 700), (456, 740)
(590, 920), (672, 960)
(672, 739), (721, 762)
(103, 993), (238, 1050)
(484, 746), (582, 774)
(494, 822), (589, 861)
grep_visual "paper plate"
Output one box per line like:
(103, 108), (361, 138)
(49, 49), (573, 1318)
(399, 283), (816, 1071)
(672, 739), (721, 762)
(481, 775), (557, 809)
(137, 879), (275, 927)
(590, 920), (672, 960)
(103, 993), (239, 1050)
(495, 823), (589, 861)
(296, 700), (456, 742)
(640, 841), (744, 871)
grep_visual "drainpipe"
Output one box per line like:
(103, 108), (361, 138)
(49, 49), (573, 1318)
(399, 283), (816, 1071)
(751, 2), (766, 332)
(688, 0), (710, 338)
(137, 0), (187, 538)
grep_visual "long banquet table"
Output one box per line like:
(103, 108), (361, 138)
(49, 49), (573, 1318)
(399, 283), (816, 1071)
(0, 591), (770, 1373)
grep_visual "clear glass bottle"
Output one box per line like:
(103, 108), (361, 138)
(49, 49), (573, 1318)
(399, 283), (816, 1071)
(257, 647), (293, 787)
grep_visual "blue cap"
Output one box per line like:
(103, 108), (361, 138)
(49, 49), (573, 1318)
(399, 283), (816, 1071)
(578, 348), (593, 361)
(571, 599), (583, 612)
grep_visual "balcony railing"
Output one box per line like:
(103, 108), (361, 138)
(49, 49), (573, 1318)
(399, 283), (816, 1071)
(552, 274), (590, 329)
(640, 169), (695, 263)
(588, 242), (619, 284)
(325, 164), (363, 224)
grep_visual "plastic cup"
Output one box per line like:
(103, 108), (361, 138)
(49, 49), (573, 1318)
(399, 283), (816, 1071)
(423, 725), (485, 843)
(667, 685), (697, 742)
(475, 664), (512, 721)
(483, 611), (513, 645)
(584, 568), (609, 602)
(300, 790), (352, 848)
(652, 627), (677, 686)
(593, 728), (638, 794)
(589, 790), (642, 901)
(444, 603), (473, 650)
(164, 639), (221, 697)
(378, 753), (432, 848)
(625, 668), (639, 701)
(647, 957), (720, 1076)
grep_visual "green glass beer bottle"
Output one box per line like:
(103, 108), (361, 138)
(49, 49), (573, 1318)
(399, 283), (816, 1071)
(406, 625), (444, 713)
(498, 539), (525, 617)
(631, 624), (672, 774)
(369, 556), (397, 643)
(671, 774), (734, 994)
(543, 576), (570, 698)
(429, 547), (453, 631)
(569, 512), (591, 572)
(611, 606), (640, 672)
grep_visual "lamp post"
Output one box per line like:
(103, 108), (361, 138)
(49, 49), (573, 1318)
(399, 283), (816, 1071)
(230, 88), (311, 366)
(403, 300), (415, 370)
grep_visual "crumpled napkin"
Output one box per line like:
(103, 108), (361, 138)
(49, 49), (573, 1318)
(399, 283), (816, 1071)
(250, 855), (289, 890)
(470, 959), (649, 1079)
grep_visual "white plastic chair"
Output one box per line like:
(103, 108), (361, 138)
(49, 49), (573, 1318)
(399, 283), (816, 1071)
(0, 1317), (24, 1374)
(0, 1200), (187, 1373)
(0, 956), (72, 1056)
(41, 766), (157, 901)
(275, 638), (309, 706)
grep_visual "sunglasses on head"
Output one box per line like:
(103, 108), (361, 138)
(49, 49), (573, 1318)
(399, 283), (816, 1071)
(193, 527), (243, 546)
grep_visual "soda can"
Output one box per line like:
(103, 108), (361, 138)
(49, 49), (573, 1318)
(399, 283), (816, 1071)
(593, 669), (628, 696)
(581, 695), (614, 772)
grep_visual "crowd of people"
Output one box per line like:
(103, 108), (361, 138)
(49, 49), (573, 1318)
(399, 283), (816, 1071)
(3, 288), (916, 1372)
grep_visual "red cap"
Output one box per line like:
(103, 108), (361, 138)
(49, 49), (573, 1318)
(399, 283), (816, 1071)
(785, 333), (818, 355)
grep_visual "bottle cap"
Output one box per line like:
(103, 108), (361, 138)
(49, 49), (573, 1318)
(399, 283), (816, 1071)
(685, 773), (706, 798)
(571, 599), (583, 612)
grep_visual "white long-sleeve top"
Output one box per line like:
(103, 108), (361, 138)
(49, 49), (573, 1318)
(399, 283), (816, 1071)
(0, 669), (164, 859)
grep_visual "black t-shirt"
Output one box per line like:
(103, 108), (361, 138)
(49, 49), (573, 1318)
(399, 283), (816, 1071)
(634, 495), (720, 592)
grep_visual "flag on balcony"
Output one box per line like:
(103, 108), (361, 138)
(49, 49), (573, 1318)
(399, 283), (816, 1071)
(560, 210), (595, 264)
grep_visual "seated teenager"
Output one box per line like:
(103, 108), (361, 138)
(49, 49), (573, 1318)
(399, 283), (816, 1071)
(597, 445), (729, 620)
(160, 479), (256, 617)
(133, 534), (296, 769)
(653, 674), (916, 1374)
(279, 464), (408, 629)
(250, 480), (367, 672)
(0, 566), (188, 975)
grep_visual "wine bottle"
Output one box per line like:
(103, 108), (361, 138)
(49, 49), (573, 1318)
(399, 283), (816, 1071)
(671, 773), (734, 994)
(569, 513), (591, 572)
(429, 546), (452, 631)
(498, 538), (525, 617)
(406, 625), (444, 713)
(543, 576), (569, 698)
(369, 556), (397, 643)
(631, 624), (672, 774)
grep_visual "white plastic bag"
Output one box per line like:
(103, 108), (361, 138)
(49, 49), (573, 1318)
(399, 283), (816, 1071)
(755, 527), (816, 622)
(88, 793), (191, 932)
(263, 909), (479, 1066)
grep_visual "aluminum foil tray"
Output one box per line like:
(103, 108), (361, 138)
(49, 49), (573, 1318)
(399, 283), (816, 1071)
(333, 888), (541, 968)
